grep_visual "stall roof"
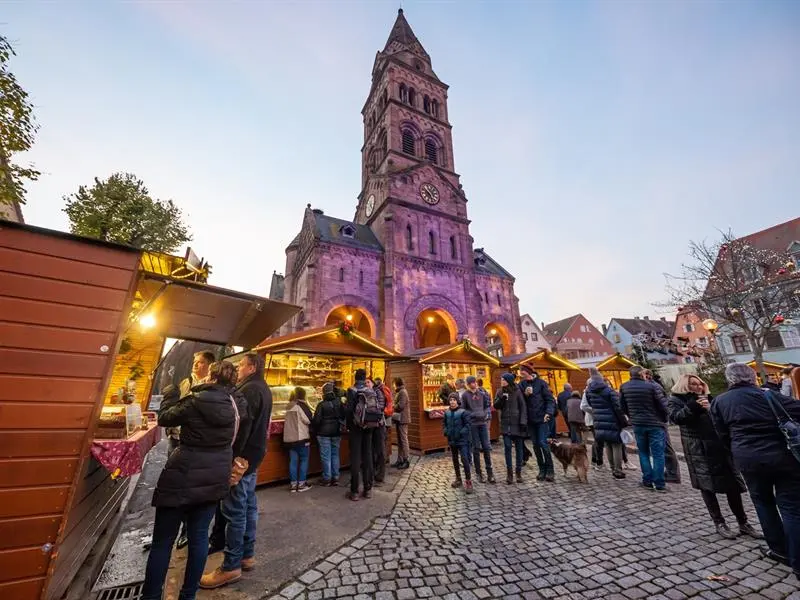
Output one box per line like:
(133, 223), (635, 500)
(406, 340), (501, 366)
(596, 353), (638, 371)
(746, 360), (791, 369)
(135, 274), (301, 347)
(505, 350), (582, 371)
(254, 324), (399, 358)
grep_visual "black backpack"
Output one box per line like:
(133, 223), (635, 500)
(353, 386), (382, 428)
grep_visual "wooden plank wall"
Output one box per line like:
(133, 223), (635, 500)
(0, 225), (139, 600)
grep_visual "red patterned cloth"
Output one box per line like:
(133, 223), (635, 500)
(425, 409), (446, 420)
(268, 420), (285, 436)
(92, 423), (162, 479)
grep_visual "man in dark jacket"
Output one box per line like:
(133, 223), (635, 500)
(461, 376), (496, 483)
(202, 352), (272, 589)
(620, 366), (669, 491)
(520, 368), (556, 481)
(557, 383), (573, 433)
(711, 363), (800, 580)
(345, 369), (376, 501)
(644, 368), (681, 484)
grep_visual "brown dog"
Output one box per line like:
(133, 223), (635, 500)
(548, 439), (589, 483)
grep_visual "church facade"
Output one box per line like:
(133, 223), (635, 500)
(270, 9), (523, 355)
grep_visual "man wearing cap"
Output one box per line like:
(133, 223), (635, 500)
(494, 372), (528, 484)
(461, 375), (496, 483)
(520, 367), (556, 482)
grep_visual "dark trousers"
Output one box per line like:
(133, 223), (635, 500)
(348, 426), (374, 495)
(568, 422), (583, 443)
(470, 423), (493, 474)
(209, 503), (226, 551)
(503, 435), (525, 472)
(664, 432), (681, 483)
(700, 490), (748, 525)
(451, 444), (472, 481)
(529, 423), (554, 475)
(372, 427), (386, 482)
(548, 415), (557, 439)
(742, 466), (800, 574)
(522, 441), (532, 463)
(142, 502), (216, 600)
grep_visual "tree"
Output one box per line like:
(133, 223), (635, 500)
(63, 173), (192, 253)
(664, 229), (800, 382)
(629, 339), (659, 372)
(696, 346), (728, 397)
(0, 35), (41, 208)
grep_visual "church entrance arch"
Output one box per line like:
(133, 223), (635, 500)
(484, 321), (511, 357)
(323, 296), (377, 338)
(415, 309), (457, 349)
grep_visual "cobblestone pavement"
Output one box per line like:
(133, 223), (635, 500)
(268, 448), (800, 600)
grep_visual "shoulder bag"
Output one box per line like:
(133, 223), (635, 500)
(764, 390), (800, 465)
(229, 394), (249, 486)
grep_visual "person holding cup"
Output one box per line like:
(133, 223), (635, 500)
(667, 374), (761, 540)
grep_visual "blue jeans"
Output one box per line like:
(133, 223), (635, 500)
(318, 436), (341, 481)
(451, 443), (472, 481)
(569, 422), (583, 443)
(634, 425), (666, 489)
(742, 464), (800, 574)
(529, 423), (554, 475)
(142, 502), (216, 600)
(548, 416), (557, 439)
(289, 444), (310, 484)
(503, 434), (525, 472)
(470, 423), (493, 473)
(221, 472), (258, 571)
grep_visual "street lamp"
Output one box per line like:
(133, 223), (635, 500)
(702, 318), (720, 359)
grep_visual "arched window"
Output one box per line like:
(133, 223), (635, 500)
(399, 83), (408, 103)
(402, 129), (415, 156)
(425, 138), (438, 164)
(359, 270), (364, 286)
(429, 231), (436, 255)
(423, 95), (431, 114)
(497, 293), (501, 306)
(484, 292), (489, 304)
(431, 99), (439, 118)
(408, 87), (416, 107)
(406, 225), (414, 251)
(339, 268), (344, 282)
(377, 128), (387, 158)
(450, 235), (457, 260)
(381, 88), (388, 109)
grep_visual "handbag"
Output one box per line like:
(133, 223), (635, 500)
(764, 390), (800, 465)
(620, 429), (635, 445)
(229, 395), (250, 486)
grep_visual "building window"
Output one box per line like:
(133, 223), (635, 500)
(431, 99), (439, 118)
(731, 335), (750, 354)
(406, 225), (414, 251)
(425, 138), (438, 164)
(401, 129), (415, 156)
(613, 334), (621, 343)
(408, 87), (416, 107)
(684, 323), (695, 333)
(781, 326), (800, 348)
(496, 294), (501, 306)
(423, 95), (431, 114)
(399, 83), (408, 103)
(753, 297), (769, 317)
(765, 329), (785, 349)
(381, 88), (388, 109)
(531, 333), (538, 342)
(428, 231), (436, 255)
(697, 336), (708, 347)
(359, 270), (364, 286)
(719, 336), (734, 355)
(338, 268), (344, 282)
(522, 333), (528, 341)
(484, 292), (489, 304)
(414, 60), (423, 71)
(449, 235), (457, 259)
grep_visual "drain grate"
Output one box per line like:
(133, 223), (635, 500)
(96, 582), (143, 600)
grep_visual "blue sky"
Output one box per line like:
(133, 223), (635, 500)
(3, 0), (799, 329)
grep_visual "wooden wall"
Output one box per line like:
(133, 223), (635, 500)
(0, 224), (139, 600)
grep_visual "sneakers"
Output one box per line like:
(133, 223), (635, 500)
(536, 472), (546, 482)
(477, 472), (486, 484)
(623, 462), (635, 470)
(241, 557), (256, 572)
(544, 473), (555, 482)
(487, 471), (497, 484)
(320, 479), (331, 487)
(640, 482), (654, 490)
(515, 471), (524, 484)
(361, 489), (373, 499)
(289, 483), (297, 493)
(506, 470), (514, 485)
(760, 547), (789, 566)
(739, 522), (763, 539)
(346, 491), (360, 502)
(612, 471), (626, 480)
(398, 460), (410, 470)
(330, 478), (339, 487)
(199, 567), (242, 589)
(592, 464), (603, 472)
(451, 479), (463, 489)
(715, 522), (738, 540)
(296, 482), (312, 493)
(465, 480), (475, 494)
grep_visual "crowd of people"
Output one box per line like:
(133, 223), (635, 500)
(139, 351), (799, 600)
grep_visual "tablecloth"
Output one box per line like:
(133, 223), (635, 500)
(92, 422), (162, 479)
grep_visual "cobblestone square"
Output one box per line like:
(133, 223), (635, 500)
(270, 449), (800, 600)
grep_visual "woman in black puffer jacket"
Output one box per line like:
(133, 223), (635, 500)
(313, 381), (345, 485)
(667, 374), (760, 541)
(142, 361), (242, 600)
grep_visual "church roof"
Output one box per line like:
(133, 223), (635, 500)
(473, 248), (513, 280)
(383, 9), (430, 60)
(313, 213), (383, 252)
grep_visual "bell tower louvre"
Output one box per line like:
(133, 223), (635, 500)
(273, 9), (523, 356)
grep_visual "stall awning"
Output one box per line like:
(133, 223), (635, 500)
(408, 340), (501, 366)
(506, 350), (581, 371)
(135, 275), (301, 347)
(254, 324), (399, 358)
(746, 360), (790, 370)
(596, 353), (638, 371)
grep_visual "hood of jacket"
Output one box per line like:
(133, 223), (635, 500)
(191, 383), (236, 428)
(587, 378), (609, 394)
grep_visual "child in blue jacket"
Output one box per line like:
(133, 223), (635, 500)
(443, 392), (474, 494)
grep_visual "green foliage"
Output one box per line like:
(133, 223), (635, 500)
(0, 35), (40, 207)
(63, 172), (192, 252)
(697, 348), (728, 396)
(629, 342), (658, 372)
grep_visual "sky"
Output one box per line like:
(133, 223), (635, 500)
(3, 0), (799, 330)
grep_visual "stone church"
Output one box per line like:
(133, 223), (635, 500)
(270, 9), (523, 355)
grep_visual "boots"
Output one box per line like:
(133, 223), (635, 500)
(487, 468), (497, 484)
(465, 480), (475, 494)
(506, 469), (514, 484)
(451, 478), (463, 489)
(474, 454), (485, 483)
(516, 470), (523, 484)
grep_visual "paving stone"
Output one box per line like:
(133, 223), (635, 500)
(280, 582), (306, 599)
(299, 571), (323, 585)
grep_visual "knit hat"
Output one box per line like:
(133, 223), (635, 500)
(447, 392), (461, 405)
(355, 368), (367, 382)
(502, 372), (516, 386)
(466, 375), (477, 385)
(322, 381), (336, 399)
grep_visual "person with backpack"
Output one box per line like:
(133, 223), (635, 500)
(313, 382), (344, 486)
(443, 392), (475, 494)
(373, 377), (393, 484)
(345, 369), (382, 501)
(283, 388), (313, 493)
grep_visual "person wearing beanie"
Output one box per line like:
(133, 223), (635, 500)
(494, 372), (528, 484)
(519, 368), (556, 482)
(443, 392), (474, 494)
(345, 368), (376, 500)
(313, 382), (344, 486)
(461, 375), (496, 483)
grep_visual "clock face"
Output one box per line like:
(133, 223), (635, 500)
(420, 183), (440, 205)
(365, 194), (375, 217)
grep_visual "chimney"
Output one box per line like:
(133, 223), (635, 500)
(634, 316), (639, 320)
(660, 317), (666, 322)
(541, 322), (545, 331)
(602, 324), (608, 335)
(644, 316), (649, 320)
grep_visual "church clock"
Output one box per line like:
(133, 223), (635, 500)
(365, 194), (376, 217)
(420, 183), (439, 205)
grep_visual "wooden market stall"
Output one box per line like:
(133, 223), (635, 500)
(243, 324), (399, 485)
(389, 340), (501, 454)
(0, 220), (299, 600)
(504, 350), (583, 435)
(594, 353), (638, 390)
(746, 360), (792, 387)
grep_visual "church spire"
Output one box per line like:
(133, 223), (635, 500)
(383, 8), (429, 60)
